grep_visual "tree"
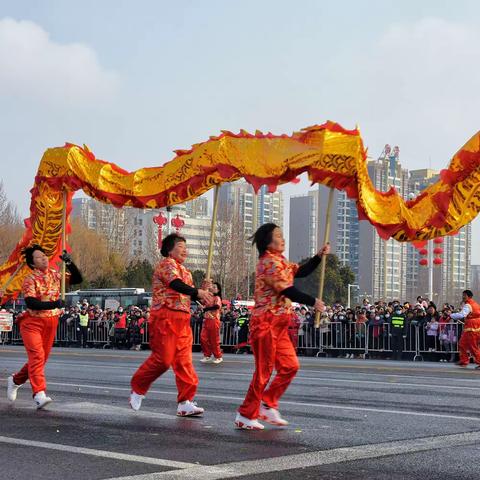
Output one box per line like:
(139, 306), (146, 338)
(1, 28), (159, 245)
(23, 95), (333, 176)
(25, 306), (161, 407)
(0, 181), (23, 264)
(199, 204), (250, 299)
(91, 252), (127, 288)
(294, 254), (355, 305)
(144, 220), (162, 266)
(123, 259), (154, 289)
(68, 218), (127, 289)
(192, 269), (206, 288)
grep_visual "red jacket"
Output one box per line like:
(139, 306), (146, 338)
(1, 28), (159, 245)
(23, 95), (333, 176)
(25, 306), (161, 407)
(115, 312), (127, 329)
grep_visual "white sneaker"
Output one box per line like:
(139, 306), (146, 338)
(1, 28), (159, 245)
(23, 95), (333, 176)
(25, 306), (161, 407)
(7, 375), (22, 402)
(212, 357), (223, 365)
(177, 400), (204, 417)
(34, 391), (52, 410)
(129, 391), (145, 411)
(234, 412), (264, 430)
(258, 404), (289, 426)
(200, 356), (213, 363)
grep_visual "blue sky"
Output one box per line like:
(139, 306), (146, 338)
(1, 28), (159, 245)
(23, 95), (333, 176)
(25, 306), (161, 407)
(0, 0), (479, 262)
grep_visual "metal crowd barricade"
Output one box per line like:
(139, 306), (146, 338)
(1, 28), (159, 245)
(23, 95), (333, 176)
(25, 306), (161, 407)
(297, 321), (462, 361)
(1, 314), (463, 363)
(416, 321), (462, 361)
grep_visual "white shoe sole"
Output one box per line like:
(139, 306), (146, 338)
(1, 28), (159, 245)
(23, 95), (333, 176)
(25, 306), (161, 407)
(7, 377), (20, 402)
(258, 414), (288, 426)
(36, 398), (52, 410)
(235, 420), (264, 430)
(177, 410), (204, 417)
(129, 401), (141, 411)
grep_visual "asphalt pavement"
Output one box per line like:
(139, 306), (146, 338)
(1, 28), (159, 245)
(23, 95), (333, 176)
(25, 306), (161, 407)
(1, 346), (480, 479)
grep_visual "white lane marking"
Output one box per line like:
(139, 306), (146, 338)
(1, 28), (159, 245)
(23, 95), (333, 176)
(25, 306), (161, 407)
(4, 357), (479, 390)
(4, 354), (479, 385)
(103, 431), (480, 480)
(195, 371), (480, 392)
(313, 368), (480, 383)
(21, 381), (480, 423)
(56, 401), (178, 420)
(0, 434), (195, 469)
(3, 353), (480, 383)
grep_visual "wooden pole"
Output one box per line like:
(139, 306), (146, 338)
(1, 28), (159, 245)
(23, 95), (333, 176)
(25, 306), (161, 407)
(61, 190), (67, 300)
(314, 187), (334, 328)
(206, 186), (220, 280)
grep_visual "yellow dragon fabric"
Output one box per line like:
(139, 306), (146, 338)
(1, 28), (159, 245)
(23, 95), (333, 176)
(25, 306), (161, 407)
(1, 121), (479, 298)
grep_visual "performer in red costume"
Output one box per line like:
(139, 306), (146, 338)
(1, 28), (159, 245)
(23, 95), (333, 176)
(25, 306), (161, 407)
(129, 233), (213, 415)
(200, 282), (223, 364)
(6, 245), (82, 408)
(450, 290), (480, 368)
(235, 223), (329, 429)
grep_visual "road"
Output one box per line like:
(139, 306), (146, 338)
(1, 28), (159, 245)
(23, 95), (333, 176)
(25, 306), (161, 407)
(1, 346), (480, 479)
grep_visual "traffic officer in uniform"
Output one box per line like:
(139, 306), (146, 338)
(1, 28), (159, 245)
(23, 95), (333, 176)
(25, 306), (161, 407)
(390, 304), (408, 360)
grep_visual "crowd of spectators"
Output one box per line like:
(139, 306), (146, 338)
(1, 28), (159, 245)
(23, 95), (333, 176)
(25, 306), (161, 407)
(287, 296), (461, 361)
(1, 295), (467, 362)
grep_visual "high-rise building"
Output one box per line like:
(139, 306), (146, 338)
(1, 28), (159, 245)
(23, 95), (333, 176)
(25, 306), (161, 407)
(185, 196), (209, 218)
(438, 226), (472, 305)
(289, 190), (318, 262)
(408, 169), (472, 305)
(219, 180), (283, 235)
(358, 146), (409, 300)
(472, 265), (480, 297)
(321, 189), (360, 280)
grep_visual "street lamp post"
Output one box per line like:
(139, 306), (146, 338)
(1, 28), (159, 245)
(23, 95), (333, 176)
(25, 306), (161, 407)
(347, 284), (359, 309)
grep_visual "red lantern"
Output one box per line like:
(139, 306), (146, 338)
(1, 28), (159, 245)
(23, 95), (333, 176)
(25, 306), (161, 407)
(419, 248), (428, 256)
(412, 240), (428, 249)
(433, 247), (443, 255)
(433, 237), (444, 244)
(433, 257), (443, 265)
(171, 214), (185, 232)
(153, 212), (168, 248)
(419, 258), (428, 266)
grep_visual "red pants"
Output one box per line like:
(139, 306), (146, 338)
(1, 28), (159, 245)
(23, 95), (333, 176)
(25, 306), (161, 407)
(200, 319), (222, 358)
(459, 330), (480, 365)
(288, 330), (298, 349)
(238, 313), (299, 420)
(131, 308), (198, 403)
(13, 313), (58, 395)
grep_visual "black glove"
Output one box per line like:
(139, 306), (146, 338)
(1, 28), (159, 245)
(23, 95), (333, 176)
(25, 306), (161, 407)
(60, 250), (72, 265)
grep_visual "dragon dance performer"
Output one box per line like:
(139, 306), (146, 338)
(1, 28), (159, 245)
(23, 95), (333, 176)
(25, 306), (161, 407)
(200, 282), (223, 364)
(7, 245), (82, 409)
(450, 290), (480, 368)
(235, 223), (329, 430)
(129, 233), (213, 415)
